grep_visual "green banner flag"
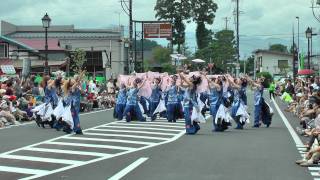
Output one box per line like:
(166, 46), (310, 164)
(299, 53), (305, 70)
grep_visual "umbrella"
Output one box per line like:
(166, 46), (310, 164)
(192, 59), (206, 63)
(298, 69), (314, 75)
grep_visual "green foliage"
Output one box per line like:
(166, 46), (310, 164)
(134, 39), (160, 51)
(195, 29), (236, 73)
(191, 0), (218, 49)
(239, 55), (254, 74)
(144, 47), (173, 73)
(154, 0), (191, 53)
(269, 44), (288, 53)
(71, 48), (87, 74)
(257, 72), (273, 87)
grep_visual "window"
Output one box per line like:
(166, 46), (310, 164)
(0, 43), (8, 58)
(278, 60), (288, 68)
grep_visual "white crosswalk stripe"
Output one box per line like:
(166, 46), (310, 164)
(0, 118), (186, 180)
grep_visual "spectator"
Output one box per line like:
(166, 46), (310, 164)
(285, 79), (295, 97)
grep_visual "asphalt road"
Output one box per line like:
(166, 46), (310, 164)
(0, 93), (314, 180)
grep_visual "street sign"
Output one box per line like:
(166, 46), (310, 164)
(144, 23), (172, 39)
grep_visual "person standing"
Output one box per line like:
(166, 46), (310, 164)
(165, 75), (180, 123)
(123, 77), (147, 122)
(269, 81), (276, 100)
(246, 76), (264, 128)
(179, 72), (202, 135)
(149, 77), (162, 121)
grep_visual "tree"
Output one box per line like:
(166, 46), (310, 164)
(154, 0), (191, 53)
(134, 39), (160, 51)
(71, 48), (87, 74)
(191, 0), (218, 49)
(269, 44), (288, 53)
(144, 47), (175, 73)
(195, 30), (236, 73)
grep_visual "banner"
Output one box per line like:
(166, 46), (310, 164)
(144, 23), (172, 39)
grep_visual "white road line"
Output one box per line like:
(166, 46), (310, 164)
(20, 131), (185, 180)
(23, 147), (111, 157)
(45, 142), (136, 151)
(0, 154), (83, 165)
(108, 157), (149, 180)
(272, 100), (304, 146)
(115, 121), (185, 127)
(62, 136), (155, 145)
(309, 167), (320, 171)
(109, 123), (185, 129)
(91, 128), (177, 136)
(311, 172), (320, 176)
(101, 125), (182, 132)
(153, 120), (185, 123)
(84, 132), (170, 141)
(0, 165), (49, 175)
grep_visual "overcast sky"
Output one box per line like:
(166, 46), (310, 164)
(1, 0), (320, 57)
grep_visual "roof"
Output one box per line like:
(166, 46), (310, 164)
(6, 32), (121, 39)
(0, 36), (38, 53)
(253, 49), (292, 57)
(15, 38), (65, 51)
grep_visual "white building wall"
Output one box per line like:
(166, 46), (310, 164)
(255, 52), (293, 76)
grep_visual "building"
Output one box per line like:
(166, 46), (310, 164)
(253, 49), (293, 76)
(1, 20), (125, 79)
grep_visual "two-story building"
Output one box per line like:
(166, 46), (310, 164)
(253, 49), (293, 77)
(1, 20), (125, 79)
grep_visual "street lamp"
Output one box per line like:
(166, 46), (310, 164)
(42, 13), (51, 75)
(306, 27), (312, 69)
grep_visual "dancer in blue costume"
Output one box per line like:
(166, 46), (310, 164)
(123, 77), (147, 122)
(202, 73), (222, 131)
(179, 72), (202, 135)
(227, 75), (247, 129)
(149, 77), (163, 121)
(115, 84), (127, 120)
(165, 75), (180, 122)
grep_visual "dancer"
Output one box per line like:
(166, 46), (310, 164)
(149, 77), (163, 121)
(123, 76), (147, 122)
(115, 84), (127, 120)
(165, 75), (180, 122)
(70, 74), (84, 134)
(246, 76), (265, 128)
(203, 74), (222, 131)
(227, 75), (246, 129)
(179, 72), (202, 135)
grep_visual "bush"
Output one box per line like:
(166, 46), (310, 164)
(257, 72), (273, 88)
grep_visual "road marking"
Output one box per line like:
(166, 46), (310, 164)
(0, 109), (186, 180)
(109, 123), (185, 129)
(272, 100), (303, 146)
(62, 136), (155, 145)
(115, 121), (185, 127)
(91, 128), (177, 136)
(311, 172), (320, 176)
(273, 99), (320, 178)
(0, 154), (83, 165)
(45, 142), (136, 151)
(84, 132), (171, 141)
(108, 157), (149, 180)
(0, 165), (49, 175)
(23, 147), (111, 157)
(113, 121), (185, 128)
(309, 167), (320, 171)
(101, 125), (182, 132)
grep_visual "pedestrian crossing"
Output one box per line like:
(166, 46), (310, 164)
(296, 145), (320, 180)
(0, 116), (195, 180)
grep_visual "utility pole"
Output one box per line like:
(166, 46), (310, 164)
(223, 17), (229, 30)
(235, 0), (240, 77)
(129, 0), (133, 74)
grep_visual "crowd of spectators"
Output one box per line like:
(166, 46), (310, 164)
(0, 75), (117, 128)
(277, 77), (320, 168)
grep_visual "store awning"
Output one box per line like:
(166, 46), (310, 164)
(1, 65), (16, 74)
